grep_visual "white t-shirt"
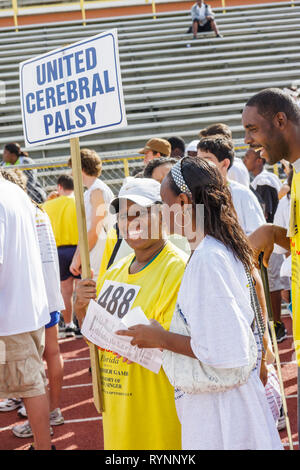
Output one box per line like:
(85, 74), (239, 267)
(229, 179), (265, 236)
(273, 194), (291, 255)
(0, 180), (50, 335)
(35, 207), (65, 314)
(251, 169), (282, 193)
(174, 235), (283, 450)
(228, 159), (250, 188)
(84, 178), (115, 281)
(191, 3), (213, 24)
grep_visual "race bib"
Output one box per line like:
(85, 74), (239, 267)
(97, 280), (140, 319)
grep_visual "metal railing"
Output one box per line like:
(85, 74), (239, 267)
(2, 0), (158, 32)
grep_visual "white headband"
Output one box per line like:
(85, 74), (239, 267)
(170, 160), (193, 200)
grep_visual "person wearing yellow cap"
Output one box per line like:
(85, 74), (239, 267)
(138, 138), (171, 166)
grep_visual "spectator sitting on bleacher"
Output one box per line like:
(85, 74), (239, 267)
(190, 1), (222, 39)
(138, 138), (171, 166)
(186, 140), (199, 157)
(167, 136), (185, 159)
(1, 143), (46, 204)
(243, 147), (288, 344)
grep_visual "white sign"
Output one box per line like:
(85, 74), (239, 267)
(81, 300), (163, 374)
(20, 29), (127, 147)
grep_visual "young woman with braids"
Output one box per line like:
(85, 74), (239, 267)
(117, 157), (282, 450)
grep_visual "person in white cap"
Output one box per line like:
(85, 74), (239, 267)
(74, 178), (188, 450)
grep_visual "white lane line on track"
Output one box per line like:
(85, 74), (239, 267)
(62, 383), (92, 389)
(0, 425), (13, 432)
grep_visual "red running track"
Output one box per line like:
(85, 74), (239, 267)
(0, 308), (297, 450)
(0, 336), (104, 450)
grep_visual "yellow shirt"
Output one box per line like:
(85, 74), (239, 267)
(289, 170), (300, 365)
(96, 241), (188, 450)
(43, 195), (78, 247)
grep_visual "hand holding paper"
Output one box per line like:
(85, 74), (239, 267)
(112, 307), (151, 364)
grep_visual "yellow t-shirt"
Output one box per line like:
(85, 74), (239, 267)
(289, 170), (300, 365)
(96, 241), (188, 450)
(43, 195), (78, 247)
(96, 227), (118, 290)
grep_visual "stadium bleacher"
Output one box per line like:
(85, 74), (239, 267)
(0, 1), (300, 162)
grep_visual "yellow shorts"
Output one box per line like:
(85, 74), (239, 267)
(0, 327), (47, 399)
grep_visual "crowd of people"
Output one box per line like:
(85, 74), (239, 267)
(0, 86), (299, 450)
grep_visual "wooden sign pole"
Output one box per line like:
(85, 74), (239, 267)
(70, 136), (104, 413)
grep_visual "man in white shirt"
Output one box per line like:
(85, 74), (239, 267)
(138, 137), (171, 166)
(191, 1), (222, 39)
(186, 139), (199, 158)
(243, 147), (287, 342)
(0, 175), (53, 450)
(228, 157), (251, 188)
(197, 136), (265, 236)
